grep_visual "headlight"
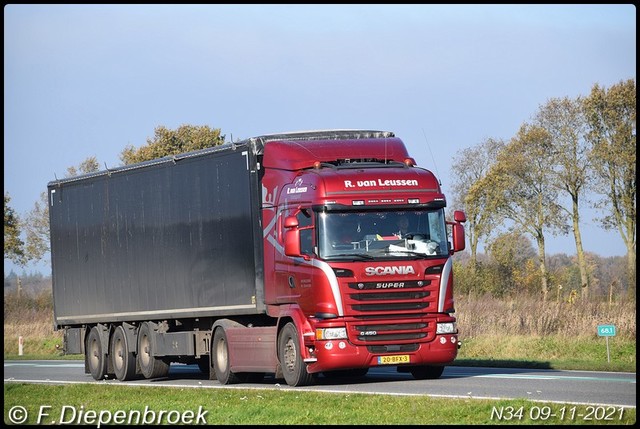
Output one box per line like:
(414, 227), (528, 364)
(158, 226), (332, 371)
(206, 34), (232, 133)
(436, 322), (456, 334)
(316, 327), (347, 340)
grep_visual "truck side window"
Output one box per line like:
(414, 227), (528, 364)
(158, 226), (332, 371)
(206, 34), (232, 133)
(297, 209), (314, 255)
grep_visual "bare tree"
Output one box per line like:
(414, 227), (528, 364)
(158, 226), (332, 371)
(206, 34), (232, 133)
(583, 79), (636, 293)
(450, 138), (505, 272)
(483, 123), (569, 300)
(534, 96), (592, 299)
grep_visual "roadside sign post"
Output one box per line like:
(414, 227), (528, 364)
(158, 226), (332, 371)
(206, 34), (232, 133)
(597, 324), (616, 363)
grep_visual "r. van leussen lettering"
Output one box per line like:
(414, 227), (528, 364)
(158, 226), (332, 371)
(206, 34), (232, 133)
(344, 179), (419, 188)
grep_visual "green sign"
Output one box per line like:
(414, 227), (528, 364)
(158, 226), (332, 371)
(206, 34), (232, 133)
(597, 325), (616, 337)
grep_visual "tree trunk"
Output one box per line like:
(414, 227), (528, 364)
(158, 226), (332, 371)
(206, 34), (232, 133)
(536, 236), (549, 301)
(571, 198), (589, 300)
(626, 246), (636, 298)
(470, 240), (478, 277)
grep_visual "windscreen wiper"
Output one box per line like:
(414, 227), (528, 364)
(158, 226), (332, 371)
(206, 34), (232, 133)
(325, 253), (375, 261)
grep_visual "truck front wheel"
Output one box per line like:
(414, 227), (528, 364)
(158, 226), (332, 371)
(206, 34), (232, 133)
(278, 322), (314, 387)
(137, 322), (169, 379)
(86, 326), (108, 380)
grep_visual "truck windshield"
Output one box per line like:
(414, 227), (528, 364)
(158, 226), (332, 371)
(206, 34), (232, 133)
(318, 209), (449, 260)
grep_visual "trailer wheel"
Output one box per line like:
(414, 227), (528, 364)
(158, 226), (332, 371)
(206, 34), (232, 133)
(111, 326), (136, 381)
(278, 322), (314, 387)
(86, 327), (108, 380)
(409, 365), (445, 380)
(212, 328), (243, 384)
(137, 322), (169, 379)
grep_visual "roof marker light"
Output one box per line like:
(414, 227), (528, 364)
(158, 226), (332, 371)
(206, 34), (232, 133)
(404, 158), (416, 166)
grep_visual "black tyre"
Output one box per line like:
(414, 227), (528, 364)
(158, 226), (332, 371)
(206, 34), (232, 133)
(278, 322), (314, 387)
(212, 327), (243, 384)
(137, 322), (170, 379)
(86, 326), (109, 380)
(111, 325), (136, 381)
(409, 365), (445, 380)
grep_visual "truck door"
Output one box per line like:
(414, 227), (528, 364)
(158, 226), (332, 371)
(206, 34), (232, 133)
(274, 207), (314, 304)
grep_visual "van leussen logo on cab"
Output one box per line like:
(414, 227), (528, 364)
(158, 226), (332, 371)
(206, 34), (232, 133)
(364, 266), (416, 276)
(287, 177), (308, 194)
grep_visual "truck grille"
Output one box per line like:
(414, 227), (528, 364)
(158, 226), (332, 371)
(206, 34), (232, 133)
(354, 320), (429, 342)
(350, 291), (430, 301)
(344, 278), (439, 345)
(346, 314), (436, 345)
(351, 302), (428, 312)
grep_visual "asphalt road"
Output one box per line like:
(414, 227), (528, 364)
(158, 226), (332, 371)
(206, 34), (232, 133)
(4, 360), (636, 408)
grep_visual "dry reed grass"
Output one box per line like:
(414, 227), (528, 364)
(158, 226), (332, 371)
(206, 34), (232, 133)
(455, 293), (636, 340)
(4, 289), (62, 355)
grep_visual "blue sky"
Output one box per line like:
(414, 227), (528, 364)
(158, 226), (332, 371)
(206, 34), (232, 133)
(4, 4), (636, 275)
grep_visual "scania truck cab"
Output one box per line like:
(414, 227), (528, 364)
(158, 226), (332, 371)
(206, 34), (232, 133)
(256, 130), (466, 386)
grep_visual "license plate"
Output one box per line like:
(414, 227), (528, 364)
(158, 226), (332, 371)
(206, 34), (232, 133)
(377, 355), (410, 365)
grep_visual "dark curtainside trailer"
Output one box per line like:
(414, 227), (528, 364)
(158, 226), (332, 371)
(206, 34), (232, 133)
(48, 143), (265, 329)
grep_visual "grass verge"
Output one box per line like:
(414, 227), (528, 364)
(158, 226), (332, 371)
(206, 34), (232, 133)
(455, 335), (636, 372)
(4, 383), (636, 425)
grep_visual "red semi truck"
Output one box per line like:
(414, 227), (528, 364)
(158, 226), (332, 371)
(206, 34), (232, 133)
(49, 129), (466, 386)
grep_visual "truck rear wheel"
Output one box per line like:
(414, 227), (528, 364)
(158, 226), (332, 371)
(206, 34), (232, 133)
(137, 322), (170, 379)
(278, 322), (314, 387)
(212, 328), (243, 384)
(86, 326), (109, 380)
(111, 325), (136, 381)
